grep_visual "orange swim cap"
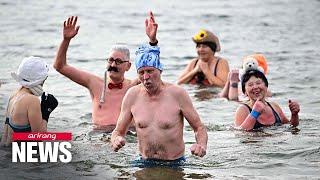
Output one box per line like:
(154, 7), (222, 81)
(243, 54), (268, 75)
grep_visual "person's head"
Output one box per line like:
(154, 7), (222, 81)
(11, 56), (49, 96)
(192, 29), (220, 59)
(241, 69), (268, 101)
(135, 44), (163, 92)
(107, 44), (131, 80)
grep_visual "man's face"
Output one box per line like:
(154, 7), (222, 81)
(106, 51), (131, 79)
(137, 66), (161, 91)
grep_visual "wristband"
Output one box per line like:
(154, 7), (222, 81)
(250, 110), (261, 120)
(149, 40), (158, 46)
(230, 82), (238, 88)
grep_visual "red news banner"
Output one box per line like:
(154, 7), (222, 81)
(12, 132), (72, 163)
(13, 132), (72, 141)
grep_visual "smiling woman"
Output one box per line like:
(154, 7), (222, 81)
(177, 29), (230, 87)
(234, 69), (300, 131)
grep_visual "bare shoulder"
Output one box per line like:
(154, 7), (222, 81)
(216, 56), (228, 61)
(188, 58), (199, 66)
(268, 101), (282, 112)
(128, 78), (141, 87)
(216, 56), (229, 65)
(164, 82), (189, 100)
(24, 94), (41, 108)
(236, 103), (250, 113)
(234, 104), (250, 126)
(165, 82), (186, 93)
(125, 84), (141, 97)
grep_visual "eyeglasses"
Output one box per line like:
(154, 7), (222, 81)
(107, 57), (129, 65)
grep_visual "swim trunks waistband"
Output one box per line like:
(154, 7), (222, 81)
(131, 155), (186, 168)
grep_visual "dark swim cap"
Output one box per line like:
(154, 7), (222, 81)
(241, 69), (268, 94)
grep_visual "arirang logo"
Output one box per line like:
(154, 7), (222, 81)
(12, 132), (72, 163)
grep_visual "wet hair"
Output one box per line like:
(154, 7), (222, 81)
(241, 69), (268, 94)
(110, 44), (130, 61)
(196, 42), (217, 53)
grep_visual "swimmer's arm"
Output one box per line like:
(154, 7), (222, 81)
(145, 11), (158, 44)
(179, 89), (207, 149)
(28, 97), (47, 132)
(112, 88), (135, 137)
(111, 89), (135, 151)
(202, 58), (229, 87)
(219, 79), (230, 99)
(273, 102), (299, 127)
(54, 38), (100, 90)
(219, 70), (239, 101)
(234, 105), (256, 131)
(177, 59), (199, 84)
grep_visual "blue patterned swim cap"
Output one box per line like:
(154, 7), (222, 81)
(135, 44), (163, 71)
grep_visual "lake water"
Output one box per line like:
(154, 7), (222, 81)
(0, 0), (319, 179)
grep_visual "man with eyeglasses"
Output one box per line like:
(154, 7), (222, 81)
(54, 13), (158, 131)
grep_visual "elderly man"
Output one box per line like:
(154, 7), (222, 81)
(111, 43), (208, 165)
(54, 14), (158, 131)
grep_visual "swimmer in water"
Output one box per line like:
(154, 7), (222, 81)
(54, 12), (158, 131)
(1, 56), (58, 146)
(234, 69), (300, 131)
(111, 12), (208, 166)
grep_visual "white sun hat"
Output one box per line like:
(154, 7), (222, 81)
(11, 56), (49, 88)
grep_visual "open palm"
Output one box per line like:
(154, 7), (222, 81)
(63, 16), (80, 40)
(145, 11), (158, 42)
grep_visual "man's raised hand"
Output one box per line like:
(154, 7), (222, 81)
(63, 16), (80, 40)
(145, 11), (158, 43)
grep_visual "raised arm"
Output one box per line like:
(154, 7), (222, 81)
(111, 88), (135, 152)
(54, 16), (98, 89)
(220, 69), (240, 100)
(178, 87), (207, 157)
(145, 11), (158, 44)
(274, 100), (300, 127)
(288, 100), (300, 127)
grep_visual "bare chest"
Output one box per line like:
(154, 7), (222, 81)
(132, 97), (181, 130)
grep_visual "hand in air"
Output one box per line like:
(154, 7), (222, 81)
(229, 69), (240, 83)
(145, 11), (158, 43)
(190, 144), (206, 157)
(63, 16), (80, 40)
(288, 99), (300, 115)
(111, 136), (126, 152)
